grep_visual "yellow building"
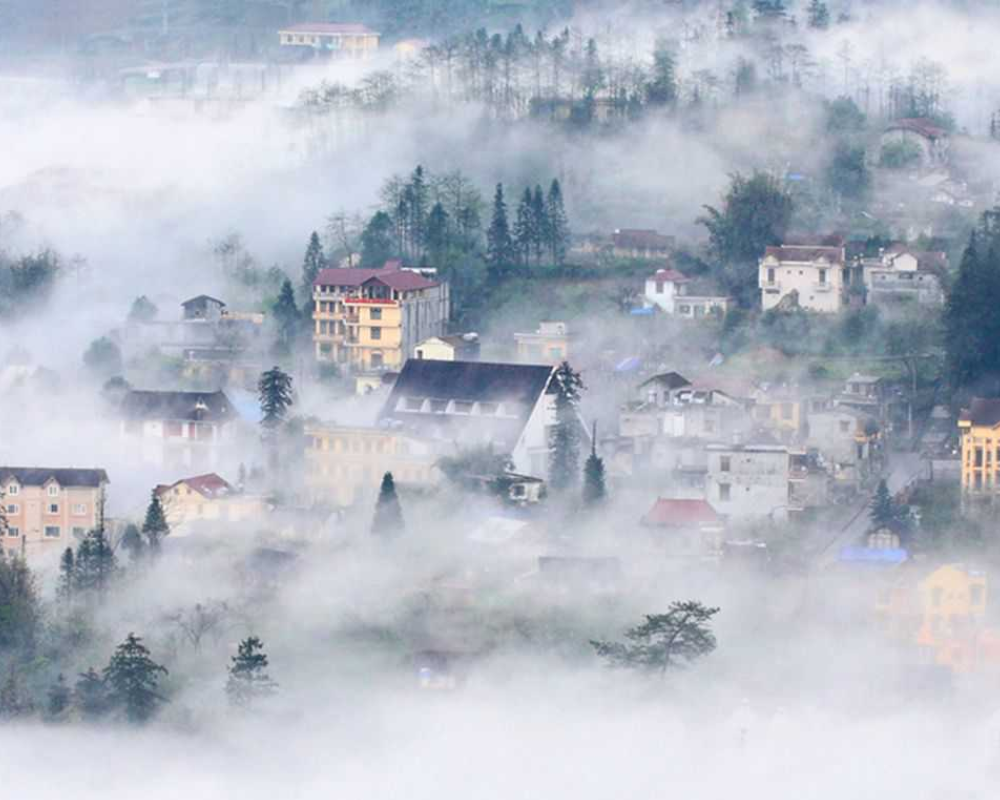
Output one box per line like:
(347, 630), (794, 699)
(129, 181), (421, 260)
(277, 23), (380, 59)
(959, 398), (1000, 500)
(313, 264), (449, 373)
(154, 473), (267, 533)
(514, 321), (571, 364)
(414, 334), (480, 362)
(304, 424), (442, 507)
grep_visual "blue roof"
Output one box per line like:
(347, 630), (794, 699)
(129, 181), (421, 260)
(630, 307), (654, 316)
(839, 546), (908, 564)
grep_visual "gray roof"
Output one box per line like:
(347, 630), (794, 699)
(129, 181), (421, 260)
(120, 390), (235, 422)
(181, 295), (226, 308)
(639, 371), (691, 391)
(1, 467), (109, 488)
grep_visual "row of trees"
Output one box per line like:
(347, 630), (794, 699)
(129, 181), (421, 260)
(485, 179), (570, 280)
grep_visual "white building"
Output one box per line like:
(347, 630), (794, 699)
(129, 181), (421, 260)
(759, 240), (848, 313)
(861, 246), (946, 307)
(644, 269), (731, 319)
(705, 440), (793, 521)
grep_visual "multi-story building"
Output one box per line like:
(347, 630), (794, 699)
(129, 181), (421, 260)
(705, 439), (796, 521)
(644, 269), (731, 319)
(958, 398), (1000, 501)
(0, 467), (109, 559)
(154, 473), (266, 534)
(610, 229), (675, 260)
(277, 23), (380, 59)
(303, 425), (443, 507)
(759, 238), (850, 313)
(119, 389), (237, 468)
(860, 245), (947, 307)
(514, 322), (571, 365)
(313, 264), (450, 373)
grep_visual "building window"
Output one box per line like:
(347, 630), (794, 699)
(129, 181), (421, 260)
(7, 527), (18, 538)
(719, 483), (731, 502)
(720, 456), (731, 473)
(370, 308), (382, 320)
(371, 326), (382, 340)
(767, 268), (775, 284)
(49, 504), (59, 514)
(839, 420), (851, 434)
(6, 504), (17, 514)
(44, 526), (60, 538)
(453, 401), (473, 414)
(819, 268), (827, 284)
(47, 484), (59, 497)
(416, 349), (424, 359)
(72, 504), (87, 515)
(975, 448), (984, 468)
(7, 484), (18, 496)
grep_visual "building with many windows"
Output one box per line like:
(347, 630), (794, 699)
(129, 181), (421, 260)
(758, 238), (850, 313)
(958, 398), (1000, 501)
(277, 23), (380, 59)
(0, 467), (109, 560)
(313, 264), (450, 373)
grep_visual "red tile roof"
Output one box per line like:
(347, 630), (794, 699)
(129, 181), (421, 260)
(650, 268), (689, 283)
(280, 22), (376, 35)
(642, 498), (720, 527)
(157, 473), (234, 499)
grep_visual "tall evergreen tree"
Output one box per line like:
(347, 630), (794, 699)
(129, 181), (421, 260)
(549, 361), (585, 491)
(513, 188), (534, 267)
(73, 529), (117, 597)
(119, 523), (146, 562)
(407, 165), (429, 256)
(56, 547), (75, 606)
(46, 674), (71, 720)
(360, 210), (396, 267)
(272, 279), (301, 355)
(141, 491), (170, 553)
(486, 183), (515, 282)
(546, 179), (570, 266)
(646, 39), (678, 107)
(582, 425), (606, 506)
(869, 479), (907, 534)
(372, 472), (405, 538)
(0, 550), (39, 653)
(74, 668), (111, 721)
(0, 666), (33, 719)
(104, 633), (168, 724)
(301, 231), (326, 299)
(531, 185), (548, 265)
(807, 0), (830, 28)
(258, 366), (294, 431)
(226, 636), (278, 709)
(425, 202), (450, 264)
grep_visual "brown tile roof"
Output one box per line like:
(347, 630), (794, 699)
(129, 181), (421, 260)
(649, 268), (689, 283)
(764, 244), (845, 264)
(961, 398), (1000, 428)
(314, 264), (438, 291)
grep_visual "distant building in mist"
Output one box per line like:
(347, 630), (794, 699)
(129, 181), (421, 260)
(705, 437), (797, 522)
(640, 497), (725, 558)
(514, 321), (571, 365)
(880, 118), (950, 169)
(958, 398), (1000, 506)
(153, 472), (267, 534)
(643, 268), (731, 319)
(0, 467), (109, 561)
(414, 334), (481, 362)
(758, 237), (855, 314)
(277, 22), (380, 59)
(119, 389), (237, 469)
(312, 262), (450, 376)
(610, 229), (675, 260)
(859, 245), (947, 308)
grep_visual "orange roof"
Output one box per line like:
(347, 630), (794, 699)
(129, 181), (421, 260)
(642, 498), (720, 527)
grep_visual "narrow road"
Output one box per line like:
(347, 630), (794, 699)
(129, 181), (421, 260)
(811, 451), (923, 567)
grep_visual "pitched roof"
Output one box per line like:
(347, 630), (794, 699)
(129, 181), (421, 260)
(649, 268), (689, 283)
(379, 360), (554, 447)
(642, 498), (720, 527)
(613, 229), (674, 249)
(120, 390), (235, 422)
(886, 118), (948, 140)
(181, 295), (225, 307)
(280, 22), (377, 35)
(0, 467), (109, 488)
(639, 371), (691, 390)
(315, 264), (438, 291)
(157, 473), (234, 499)
(763, 244), (845, 264)
(961, 398), (1000, 428)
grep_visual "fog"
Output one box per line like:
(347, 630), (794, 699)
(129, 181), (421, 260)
(3, 0), (1000, 795)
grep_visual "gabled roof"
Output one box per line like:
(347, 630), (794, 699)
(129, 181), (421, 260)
(639, 371), (691, 391)
(181, 295), (225, 308)
(0, 467), (109, 488)
(649, 268), (689, 283)
(280, 22), (377, 35)
(642, 498), (720, 527)
(763, 244), (845, 264)
(885, 118), (948, 140)
(157, 473), (234, 499)
(961, 398), (1000, 428)
(120, 390), (235, 422)
(315, 264), (438, 291)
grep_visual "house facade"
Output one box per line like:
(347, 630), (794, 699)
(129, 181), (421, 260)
(759, 240), (848, 313)
(611, 229), (675, 260)
(415, 334), (481, 362)
(119, 390), (237, 468)
(313, 264), (450, 373)
(861, 246), (946, 307)
(514, 322), (571, 365)
(277, 23), (380, 59)
(958, 398), (1000, 501)
(640, 497), (725, 557)
(154, 473), (266, 533)
(644, 269), (730, 319)
(1, 468), (109, 559)
(705, 441), (794, 521)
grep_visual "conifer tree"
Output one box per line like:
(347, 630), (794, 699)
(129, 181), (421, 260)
(807, 0), (830, 28)
(582, 424), (606, 506)
(272, 279), (301, 355)
(73, 529), (117, 597)
(226, 636), (277, 709)
(549, 361), (585, 491)
(104, 633), (168, 724)
(46, 674), (71, 720)
(486, 183), (515, 282)
(372, 472), (405, 538)
(301, 231), (326, 298)
(74, 668), (110, 721)
(0, 550), (39, 652)
(361, 210), (395, 267)
(870, 479), (899, 532)
(513, 188), (534, 267)
(530, 185), (548, 265)
(56, 547), (75, 605)
(142, 491), (170, 553)
(258, 366), (294, 431)
(546, 179), (570, 266)
(0, 666), (33, 720)
(119, 523), (146, 562)
(425, 202), (450, 264)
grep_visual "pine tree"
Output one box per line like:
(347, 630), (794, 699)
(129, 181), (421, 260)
(56, 547), (75, 605)
(425, 202), (450, 264)
(0, 550), (39, 653)
(549, 361), (585, 491)
(647, 39), (678, 106)
(142, 491), (170, 553)
(361, 210), (395, 267)
(582, 425), (606, 506)
(119, 523), (146, 562)
(407, 165), (429, 255)
(226, 636), (278, 709)
(807, 0), (830, 28)
(531, 185), (548, 265)
(486, 183), (515, 282)
(73, 529), (117, 597)
(301, 231), (326, 299)
(104, 633), (168, 724)
(46, 674), (71, 720)
(258, 366), (294, 431)
(74, 668), (110, 721)
(546, 179), (570, 266)
(272, 279), (301, 355)
(372, 472), (405, 538)
(870, 479), (899, 532)
(0, 666), (33, 720)
(513, 188), (534, 268)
